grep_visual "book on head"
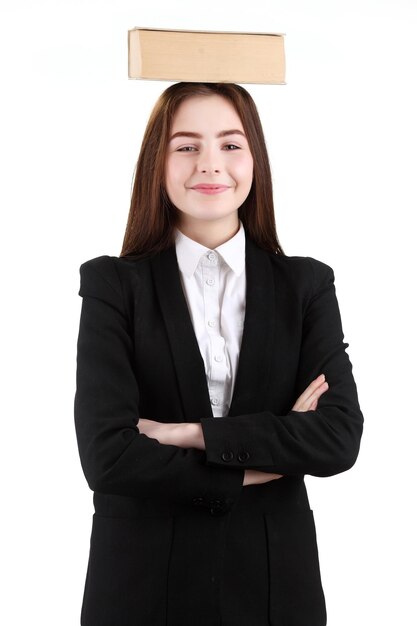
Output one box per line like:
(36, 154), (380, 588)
(128, 27), (286, 85)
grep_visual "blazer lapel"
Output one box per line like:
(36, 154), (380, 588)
(151, 245), (213, 420)
(150, 231), (276, 421)
(228, 235), (275, 417)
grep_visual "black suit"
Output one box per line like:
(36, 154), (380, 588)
(74, 231), (363, 626)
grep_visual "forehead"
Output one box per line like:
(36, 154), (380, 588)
(170, 95), (243, 130)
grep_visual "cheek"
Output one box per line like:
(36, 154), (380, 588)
(232, 154), (254, 181)
(164, 170), (177, 196)
(165, 157), (190, 187)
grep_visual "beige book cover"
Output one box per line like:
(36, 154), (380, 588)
(128, 27), (286, 84)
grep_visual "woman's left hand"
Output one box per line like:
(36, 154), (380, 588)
(137, 418), (205, 450)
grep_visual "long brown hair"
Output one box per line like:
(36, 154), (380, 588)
(120, 82), (285, 258)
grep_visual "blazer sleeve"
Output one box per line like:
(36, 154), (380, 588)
(74, 256), (244, 511)
(200, 258), (364, 477)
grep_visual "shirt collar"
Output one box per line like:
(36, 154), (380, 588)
(174, 219), (246, 278)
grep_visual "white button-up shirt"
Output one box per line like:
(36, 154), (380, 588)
(174, 220), (246, 417)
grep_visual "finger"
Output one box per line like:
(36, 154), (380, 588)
(304, 382), (328, 408)
(295, 374), (326, 405)
(305, 380), (328, 402)
(312, 381), (329, 398)
(293, 381), (328, 411)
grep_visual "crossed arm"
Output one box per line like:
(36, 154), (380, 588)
(75, 256), (362, 504)
(137, 374), (329, 486)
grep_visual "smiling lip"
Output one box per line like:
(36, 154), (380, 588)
(192, 184), (229, 189)
(191, 184), (230, 195)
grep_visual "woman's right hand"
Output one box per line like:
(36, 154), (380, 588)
(243, 374), (329, 487)
(291, 373), (329, 412)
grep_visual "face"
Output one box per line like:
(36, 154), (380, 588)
(164, 95), (254, 231)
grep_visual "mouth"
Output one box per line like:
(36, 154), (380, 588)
(191, 184), (230, 190)
(190, 186), (230, 195)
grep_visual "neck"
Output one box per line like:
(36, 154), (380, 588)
(177, 214), (240, 249)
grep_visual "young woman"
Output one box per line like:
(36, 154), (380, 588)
(74, 82), (363, 626)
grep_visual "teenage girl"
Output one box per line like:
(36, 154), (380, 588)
(74, 81), (363, 626)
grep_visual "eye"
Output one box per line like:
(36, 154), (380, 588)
(176, 144), (241, 152)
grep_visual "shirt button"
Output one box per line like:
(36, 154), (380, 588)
(208, 319), (216, 327)
(211, 397), (220, 405)
(207, 252), (216, 261)
(206, 278), (215, 285)
(214, 355), (223, 362)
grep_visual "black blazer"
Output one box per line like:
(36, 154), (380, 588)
(74, 231), (363, 626)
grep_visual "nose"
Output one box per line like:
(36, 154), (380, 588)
(201, 166), (220, 173)
(197, 145), (221, 174)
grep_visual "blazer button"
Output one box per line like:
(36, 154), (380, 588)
(209, 499), (225, 516)
(221, 450), (234, 462)
(237, 451), (250, 462)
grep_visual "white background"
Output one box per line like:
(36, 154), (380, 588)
(1, 0), (416, 624)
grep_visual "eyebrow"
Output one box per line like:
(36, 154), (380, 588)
(169, 129), (246, 142)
